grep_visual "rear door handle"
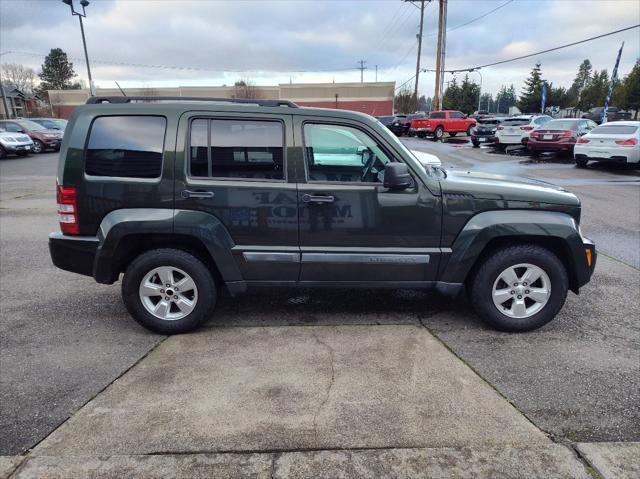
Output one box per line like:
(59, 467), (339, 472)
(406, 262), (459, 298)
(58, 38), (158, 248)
(181, 190), (215, 199)
(302, 194), (335, 204)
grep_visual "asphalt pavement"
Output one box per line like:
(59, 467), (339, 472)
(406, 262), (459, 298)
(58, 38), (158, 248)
(1, 143), (638, 478)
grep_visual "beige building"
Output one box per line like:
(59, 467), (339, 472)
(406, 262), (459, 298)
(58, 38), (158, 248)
(48, 82), (395, 118)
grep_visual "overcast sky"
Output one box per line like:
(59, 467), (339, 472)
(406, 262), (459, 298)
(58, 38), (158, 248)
(1, 0), (638, 97)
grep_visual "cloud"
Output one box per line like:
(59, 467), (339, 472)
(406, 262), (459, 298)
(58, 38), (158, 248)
(0, 0), (638, 97)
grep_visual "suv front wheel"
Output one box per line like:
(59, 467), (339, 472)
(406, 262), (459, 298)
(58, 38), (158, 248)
(122, 248), (217, 334)
(469, 245), (568, 332)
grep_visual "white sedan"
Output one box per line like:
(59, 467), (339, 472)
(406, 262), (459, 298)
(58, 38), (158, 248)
(574, 121), (639, 168)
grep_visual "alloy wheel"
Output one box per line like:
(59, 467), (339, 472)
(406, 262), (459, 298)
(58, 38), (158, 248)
(139, 266), (198, 321)
(492, 263), (551, 319)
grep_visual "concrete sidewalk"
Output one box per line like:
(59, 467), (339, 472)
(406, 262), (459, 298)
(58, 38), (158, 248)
(3, 324), (638, 477)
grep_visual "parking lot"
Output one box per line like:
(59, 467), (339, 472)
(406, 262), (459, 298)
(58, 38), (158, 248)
(1, 138), (639, 478)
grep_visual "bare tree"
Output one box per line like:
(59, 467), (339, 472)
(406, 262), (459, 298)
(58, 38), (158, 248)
(394, 87), (418, 114)
(2, 63), (38, 93)
(232, 79), (261, 99)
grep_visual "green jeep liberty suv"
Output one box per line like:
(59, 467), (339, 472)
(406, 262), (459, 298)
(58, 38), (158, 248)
(49, 97), (596, 334)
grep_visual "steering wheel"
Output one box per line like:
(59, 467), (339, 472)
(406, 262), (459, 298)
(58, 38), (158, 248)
(360, 150), (376, 182)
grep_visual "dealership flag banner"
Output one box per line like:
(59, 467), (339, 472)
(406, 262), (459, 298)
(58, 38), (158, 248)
(541, 82), (547, 114)
(603, 41), (625, 124)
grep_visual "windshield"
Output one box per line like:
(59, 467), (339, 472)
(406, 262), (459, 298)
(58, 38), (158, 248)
(16, 120), (47, 131)
(543, 120), (580, 131)
(591, 124), (638, 135)
(478, 119), (500, 125)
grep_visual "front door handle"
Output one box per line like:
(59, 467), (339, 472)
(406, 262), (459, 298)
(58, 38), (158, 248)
(302, 194), (335, 204)
(181, 190), (215, 199)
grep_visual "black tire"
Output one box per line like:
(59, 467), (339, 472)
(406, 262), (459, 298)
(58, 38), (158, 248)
(449, 132), (457, 137)
(575, 158), (588, 168)
(32, 140), (44, 154)
(469, 244), (568, 332)
(417, 131), (426, 139)
(472, 140), (480, 148)
(122, 248), (217, 334)
(434, 126), (444, 140)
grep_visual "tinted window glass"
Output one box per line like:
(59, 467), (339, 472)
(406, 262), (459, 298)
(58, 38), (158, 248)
(450, 111), (464, 118)
(543, 120), (580, 130)
(534, 116), (551, 125)
(85, 116), (166, 178)
(189, 119), (284, 180)
(1, 122), (21, 132)
(190, 119), (209, 177)
(304, 123), (392, 183)
(591, 124), (638, 135)
(503, 118), (530, 126)
(429, 112), (445, 119)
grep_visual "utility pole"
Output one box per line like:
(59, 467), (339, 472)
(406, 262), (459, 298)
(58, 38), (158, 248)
(375, 65), (378, 82)
(404, 1), (427, 107)
(357, 60), (367, 83)
(433, 0), (448, 110)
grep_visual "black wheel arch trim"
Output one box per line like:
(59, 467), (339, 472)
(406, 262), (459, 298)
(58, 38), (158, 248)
(439, 209), (595, 291)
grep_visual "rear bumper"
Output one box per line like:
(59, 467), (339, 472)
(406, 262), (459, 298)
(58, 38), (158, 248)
(528, 140), (575, 152)
(49, 232), (98, 278)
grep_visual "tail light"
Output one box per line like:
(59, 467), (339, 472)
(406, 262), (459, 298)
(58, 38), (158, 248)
(57, 185), (79, 235)
(496, 126), (504, 131)
(576, 138), (590, 144)
(520, 125), (535, 131)
(561, 131), (574, 137)
(615, 138), (638, 146)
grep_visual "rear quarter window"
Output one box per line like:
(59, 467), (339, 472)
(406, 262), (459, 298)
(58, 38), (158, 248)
(85, 115), (167, 179)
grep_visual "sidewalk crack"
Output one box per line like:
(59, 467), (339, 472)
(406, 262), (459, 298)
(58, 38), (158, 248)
(311, 331), (336, 448)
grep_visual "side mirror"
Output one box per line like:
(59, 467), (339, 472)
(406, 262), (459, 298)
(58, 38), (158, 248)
(383, 162), (412, 190)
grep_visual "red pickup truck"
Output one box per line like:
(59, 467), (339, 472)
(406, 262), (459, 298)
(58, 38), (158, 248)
(410, 110), (477, 140)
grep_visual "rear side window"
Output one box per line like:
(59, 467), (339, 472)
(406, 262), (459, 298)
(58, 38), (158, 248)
(85, 116), (166, 178)
(189, 119), (284, 180)
(429, 112), (445, 119)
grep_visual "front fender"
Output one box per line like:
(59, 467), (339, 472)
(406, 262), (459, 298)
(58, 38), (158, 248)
(94, 208), (240, 283)
(439, 210), (591, 288)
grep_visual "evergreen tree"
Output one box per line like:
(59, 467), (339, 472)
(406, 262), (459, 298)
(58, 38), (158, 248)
(580, 69), (609, 110)
(568, 59), (592, 106)
(442, 77), (460, 110)
(37, 48), (81, 96)
(496, 84), (517, 113)
(517, 63), (544, 113)
(458, 74), (480, 114)
(621, 59), (640, 118)
(479, 93), (492, 112)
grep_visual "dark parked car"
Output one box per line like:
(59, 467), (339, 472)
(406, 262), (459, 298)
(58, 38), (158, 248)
(49, 96), (596, 334)
(30, 117), (68, 131)
(528, 119), (598, 155)
(0, 119), (63, 153)
(376, 115), (397, 128)
(470, 117), (506, 147)
(581, 107), (632, 124)
(388, 113), (425, 136)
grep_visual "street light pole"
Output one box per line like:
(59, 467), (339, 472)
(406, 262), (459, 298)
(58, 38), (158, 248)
(62, 0), (96, 96)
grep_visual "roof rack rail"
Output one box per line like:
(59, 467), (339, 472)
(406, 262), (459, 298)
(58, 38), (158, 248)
(85, 96), (298, 108)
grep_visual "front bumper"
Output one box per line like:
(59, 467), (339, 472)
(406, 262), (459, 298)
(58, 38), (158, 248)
(1, 141), (33, 152)
(580, 237), (597, 289)
(49, 232), (99, 278)
(471, 133), (496, 143)
(42, 138), (62, 148)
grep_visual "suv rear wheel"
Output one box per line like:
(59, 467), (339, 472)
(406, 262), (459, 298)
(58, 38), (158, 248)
(469, 244), (568, 332)
(434, 126), (444, 141)
(575, 158), (588, 168)
(122, 248), (217, 334)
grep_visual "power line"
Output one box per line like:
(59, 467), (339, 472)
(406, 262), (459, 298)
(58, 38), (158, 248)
(448, 0), (513, 33)
(438, 24), (640, 73)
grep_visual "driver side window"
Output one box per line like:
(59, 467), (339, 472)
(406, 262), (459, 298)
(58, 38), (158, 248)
(303, 123), (392, 183)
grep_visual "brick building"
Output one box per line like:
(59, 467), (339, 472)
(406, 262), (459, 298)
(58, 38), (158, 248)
(47, 81), (395, 118)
